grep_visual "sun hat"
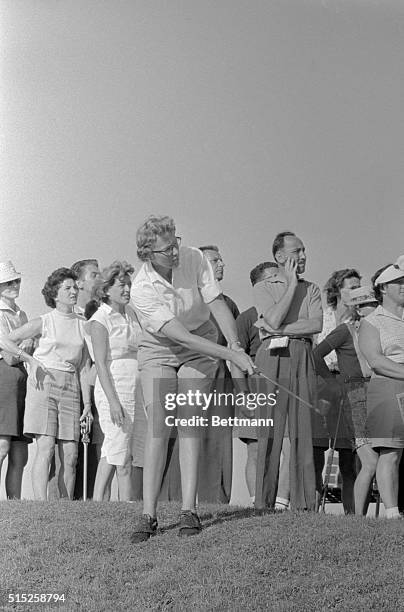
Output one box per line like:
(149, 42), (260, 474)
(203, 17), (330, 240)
(373, 255), (404, 286)
(345, 286), (377, 306)
(0, 260), (22, 284)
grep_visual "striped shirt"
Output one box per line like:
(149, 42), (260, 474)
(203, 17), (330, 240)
(364, 305), (404, 364)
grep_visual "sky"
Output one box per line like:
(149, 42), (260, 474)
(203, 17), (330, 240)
(1, 1), (404, 501)
(1, 0), (403, 319)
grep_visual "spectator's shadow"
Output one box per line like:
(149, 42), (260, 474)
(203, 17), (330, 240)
(159, 506), (275, 534)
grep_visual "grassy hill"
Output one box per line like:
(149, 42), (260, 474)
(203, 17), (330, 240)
(0, 501), (403, 611)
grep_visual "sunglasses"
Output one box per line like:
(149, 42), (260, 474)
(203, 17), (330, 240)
(5, 278), (21, 286)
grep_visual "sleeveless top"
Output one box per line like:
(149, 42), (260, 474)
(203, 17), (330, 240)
(33, 310), (86, 372)
(364, 306), (404, 364)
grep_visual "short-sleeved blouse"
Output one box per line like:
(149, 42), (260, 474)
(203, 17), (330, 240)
(364, 306), (404, 364)
(130, 246), (221, 335)
(86, 303), (142, 361)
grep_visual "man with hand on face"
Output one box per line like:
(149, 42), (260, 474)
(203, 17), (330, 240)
(197, 245), (239, 503)
(253, 231), (323, 511)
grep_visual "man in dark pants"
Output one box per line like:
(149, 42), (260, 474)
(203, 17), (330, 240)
(197, 245), (239, 503)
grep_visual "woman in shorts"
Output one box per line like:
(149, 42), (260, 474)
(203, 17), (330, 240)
(86, 261), (143, 501)
(130, 215), (254, 542)
(0, 268), (92, 500)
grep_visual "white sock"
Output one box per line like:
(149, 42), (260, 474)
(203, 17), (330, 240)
(250, 496), (255, 504)
(275, 497), (290, 510)
(385, 506), (400, 519)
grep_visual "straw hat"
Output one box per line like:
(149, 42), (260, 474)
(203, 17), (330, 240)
(345, 286), (376, 306)
(0, 260), (22, 284)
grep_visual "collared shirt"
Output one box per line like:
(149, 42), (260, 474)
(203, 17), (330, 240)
(0, 299), (28, 361)
(131, 246), (221, 335)
(364, 305), (404, 364)
(86, 302), (142, 361)
(253, 270), (322, 338)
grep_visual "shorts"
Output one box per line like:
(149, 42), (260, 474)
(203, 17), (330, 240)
(94, 358), (139, 466)
(24, 368), (81, 441)
(138, 320), (218, 438)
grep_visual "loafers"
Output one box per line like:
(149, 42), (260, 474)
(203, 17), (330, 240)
(131, 514), (158, 543)
(178, 511), (202, 537)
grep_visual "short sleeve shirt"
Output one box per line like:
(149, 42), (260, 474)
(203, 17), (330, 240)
(253, 271), (322, 337)
(0, 299), (28, 361)
(131, 246), (221, 335)
(86, 303), (142, 361)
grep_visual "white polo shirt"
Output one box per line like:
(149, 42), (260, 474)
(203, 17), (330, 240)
(131, 246), (221, 335)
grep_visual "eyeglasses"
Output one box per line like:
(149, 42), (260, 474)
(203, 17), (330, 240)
(5, 278), (21, 286)
(151, 236), (182, 256)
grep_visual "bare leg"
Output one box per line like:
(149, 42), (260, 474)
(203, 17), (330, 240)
(58, 440), (78, 499)
(32, 435), (56, 500)
(116, 460), (133, 501)
(245, 440), (258, 497)
(178, 432), (200, 512)
(93, 457), (115, 501)
(376, 448), (402, 509)
(354, 444), (378, 515)
(338, 448), (356, 514)
(0, 436), (11, 487)
(6, 440), (28, 499)
(143, 427), (170, 517)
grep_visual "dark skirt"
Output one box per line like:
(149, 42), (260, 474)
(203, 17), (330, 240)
(253, 338), (316, 511)
(367, 376), (404, 448)
(0, 359), (28, 440)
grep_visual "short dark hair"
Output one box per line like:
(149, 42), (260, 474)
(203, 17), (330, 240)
(371, 264), (391, 304)
(71, 259), (98, 280)
(272, 232), (296, 258)
(199, 245), (219, 253)
(250, 262), (278, 286)
(42, 268), (77, 309)
(324, 269), (361, 309)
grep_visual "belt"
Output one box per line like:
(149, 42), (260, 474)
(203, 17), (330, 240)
(287, 336), (312, 344)
(344, 376), (371, 383)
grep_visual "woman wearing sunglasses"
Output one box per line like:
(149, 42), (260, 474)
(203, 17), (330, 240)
(0, 261), (34, 498)
(359, 256), (404, 519)
(130, 215), (254, 542)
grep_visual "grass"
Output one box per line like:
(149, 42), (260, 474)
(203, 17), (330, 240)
(0, 501), (403, 611)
